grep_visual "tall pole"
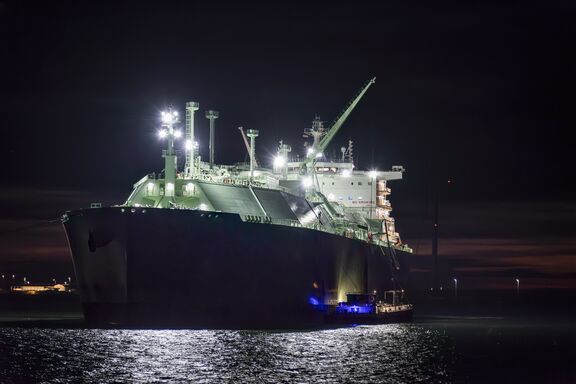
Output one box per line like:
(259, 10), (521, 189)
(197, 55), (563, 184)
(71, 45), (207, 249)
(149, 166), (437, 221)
(185, 102), (199, 177)
(515, 278), (520, 297)
(206, 110), (219, 169)
(247, 129), (259, 180)
(160, 109), (180, 197)
(364, 250), (369, 294)
(432, 192), (439, 293)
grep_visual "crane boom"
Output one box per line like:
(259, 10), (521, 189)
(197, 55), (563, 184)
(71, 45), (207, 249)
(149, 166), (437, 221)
(238, 126), (258, 167)
(304, 77), (376, 166)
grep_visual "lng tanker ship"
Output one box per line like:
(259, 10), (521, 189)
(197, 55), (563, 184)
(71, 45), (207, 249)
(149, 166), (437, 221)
(62, 78), (413, 328)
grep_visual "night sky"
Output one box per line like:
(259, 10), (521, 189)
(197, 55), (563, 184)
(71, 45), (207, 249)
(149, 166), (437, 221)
(0, 1), (574, 290)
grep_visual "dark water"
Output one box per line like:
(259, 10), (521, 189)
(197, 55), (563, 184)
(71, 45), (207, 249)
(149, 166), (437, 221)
(0, 324), (454, 383)
(0, 318), (574, 384)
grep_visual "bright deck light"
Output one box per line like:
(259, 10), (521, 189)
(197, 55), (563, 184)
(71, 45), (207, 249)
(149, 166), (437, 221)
(185, 139), (193, 150)
(369, 170), (378, 179)
(273, 155), (286, 168)
(174, 130), (182, 138)
(158, 129), (167, 139)
(315, 152), (323, 158)
(342, 169), (351, 177)
(307, 147), (314, 156)
(302, 176), (313, 188)
(161, 112), (173, 124)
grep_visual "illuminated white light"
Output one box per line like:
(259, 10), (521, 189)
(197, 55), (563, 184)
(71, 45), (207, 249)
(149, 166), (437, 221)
(315, 152), (323, 159)
(158, 129), (167, 139)
(302, 176), (313, 188)
(166, 182), (174, 191)
(307, 147), (314, 156)
(199, 203), (208, 210)
(173, 111), (178, 117)
(134, 203), (141, 207)
(369, 170), (378, 179)
(342, 169), (351, 178)
(185, 139), (193, 150)
(186, 183), (194, 192)
(174, 130), (182, 138)
(161, 112), (173, 124)
(273, 155), (286, 168)
(327, 193), (335, 201)
(194, 141), (199, 149)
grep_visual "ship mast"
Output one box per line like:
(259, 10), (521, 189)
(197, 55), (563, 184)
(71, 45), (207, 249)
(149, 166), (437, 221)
(206, 110), (219, 169)
(238, 126), (259, 167)
(185, 101), (199, 177)
(159, 109), (181, 197)
(246, 129), (259, 180)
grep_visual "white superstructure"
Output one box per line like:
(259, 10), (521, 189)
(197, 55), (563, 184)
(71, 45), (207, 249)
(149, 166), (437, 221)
(123, 78), (411, 253)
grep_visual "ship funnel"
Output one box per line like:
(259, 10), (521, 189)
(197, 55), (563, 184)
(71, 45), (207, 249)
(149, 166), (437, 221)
(185, 102), (199, 177)
(205, 110), (219, 169)
(246, 129), (259, 180)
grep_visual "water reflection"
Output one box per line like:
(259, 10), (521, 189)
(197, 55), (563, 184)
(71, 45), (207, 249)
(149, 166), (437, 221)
(0, 325), (454, 383)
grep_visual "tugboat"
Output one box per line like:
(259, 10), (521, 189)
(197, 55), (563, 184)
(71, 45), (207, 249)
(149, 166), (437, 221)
(324, 291), (413, 324)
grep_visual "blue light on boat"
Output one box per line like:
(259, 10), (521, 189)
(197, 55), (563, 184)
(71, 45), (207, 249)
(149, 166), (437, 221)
(308, 296), (320, 306)
(335, 304), (375, 314)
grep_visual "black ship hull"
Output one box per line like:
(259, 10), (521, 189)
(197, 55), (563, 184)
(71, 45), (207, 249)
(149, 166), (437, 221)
(63, 207), (410, 328)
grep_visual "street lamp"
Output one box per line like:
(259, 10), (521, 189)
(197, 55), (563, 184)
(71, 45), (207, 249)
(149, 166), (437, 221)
(453, 278), (458, 298)
(515, 278), (520, 297)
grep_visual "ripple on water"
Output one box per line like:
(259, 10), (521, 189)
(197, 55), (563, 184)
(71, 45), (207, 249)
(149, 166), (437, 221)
(0, 325), (455, 383)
